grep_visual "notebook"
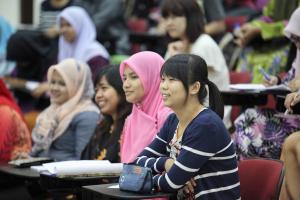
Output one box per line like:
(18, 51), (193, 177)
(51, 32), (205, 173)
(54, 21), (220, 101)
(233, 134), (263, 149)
(229, 84), (291, 91)
(31, 160), (123, 177)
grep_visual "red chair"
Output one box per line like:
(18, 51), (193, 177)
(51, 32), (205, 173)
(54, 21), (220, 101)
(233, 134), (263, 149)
(229, 71), (252, 122)
(127, 18), (148, 53)
(229, 71), (252, 84)
(238, 158), (284, 200)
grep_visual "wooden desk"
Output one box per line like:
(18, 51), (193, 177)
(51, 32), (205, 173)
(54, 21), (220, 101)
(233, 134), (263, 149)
(82, 183), (175, 200)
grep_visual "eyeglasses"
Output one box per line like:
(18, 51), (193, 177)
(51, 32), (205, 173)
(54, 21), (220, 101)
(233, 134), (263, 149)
(290, 34), (300, 44)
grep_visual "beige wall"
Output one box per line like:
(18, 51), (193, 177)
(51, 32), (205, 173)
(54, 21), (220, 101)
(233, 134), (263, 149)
(0, 0), (20, 27)
(0, 0), (42, 27)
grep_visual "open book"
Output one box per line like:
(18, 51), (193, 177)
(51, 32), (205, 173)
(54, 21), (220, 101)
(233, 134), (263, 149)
(31, 160), (123, 177)
(229, 84), (291, 91)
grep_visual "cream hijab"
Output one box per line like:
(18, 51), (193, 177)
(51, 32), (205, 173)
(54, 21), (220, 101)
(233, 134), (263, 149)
(31, 58), (99, 155)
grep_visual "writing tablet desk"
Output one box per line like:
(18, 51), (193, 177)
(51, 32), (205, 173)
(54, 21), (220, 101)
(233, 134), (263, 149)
(221, 89), (290, 107)
(129, 32), (163, 45)
(0, 163), (41, 199)
(129, 32), (165, 53)
(40, 172), (119, 200)
(0, 163), (39, 179)
(82, 183), (175, 200)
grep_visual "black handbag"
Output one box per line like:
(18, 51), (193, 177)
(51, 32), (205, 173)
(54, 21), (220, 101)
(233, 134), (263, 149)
(119, 164), (153, 193)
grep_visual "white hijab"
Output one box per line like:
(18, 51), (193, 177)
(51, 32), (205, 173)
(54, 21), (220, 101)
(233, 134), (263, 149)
(284, 7), (300, 77)
(57, 6), (109, 62)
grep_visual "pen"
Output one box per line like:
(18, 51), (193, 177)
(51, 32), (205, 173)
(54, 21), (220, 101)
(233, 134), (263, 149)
(284, 109), (289, 115)
(258, 67), (271, 81)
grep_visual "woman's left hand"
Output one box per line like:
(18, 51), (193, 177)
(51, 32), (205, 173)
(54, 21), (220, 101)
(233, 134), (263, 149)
(31, 82), (49, 98)
(183, 178), (197, 194)
(12, 152), (30, 160)
(284, 92), (300, 112)
(3, 77), (26, 89)
(234, 24), (261, 47)
(167, 40), (188, 57)
(44, 26), (59, 39)
(164, 158), (175, 172)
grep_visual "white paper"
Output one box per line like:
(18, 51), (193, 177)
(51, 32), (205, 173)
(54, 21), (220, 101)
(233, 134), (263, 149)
(30, 165), (47, 172)
(108, 184), (120, 189)
(230, 84), (265, 90)
(229, 84), (290, 91)
(25, 81), (40, 91)
(38, 160), (123, 176)
(265, 84), (291, 91)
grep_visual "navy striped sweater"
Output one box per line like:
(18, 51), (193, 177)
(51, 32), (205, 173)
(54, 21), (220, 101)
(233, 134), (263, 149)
(135, 109), (240, 199)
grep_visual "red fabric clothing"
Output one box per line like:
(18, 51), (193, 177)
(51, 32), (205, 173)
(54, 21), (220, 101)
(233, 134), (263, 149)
(0, 79), (31, 161)
(0, 106), (32, 161)
(0, 79), (22, 115)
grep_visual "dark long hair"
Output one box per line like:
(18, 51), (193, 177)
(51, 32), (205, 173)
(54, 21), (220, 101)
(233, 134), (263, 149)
(160, 54), (224, 118)
(81, 65), (132, 161)
(161, 0), (205, 43)
(95, 65), (132, 143)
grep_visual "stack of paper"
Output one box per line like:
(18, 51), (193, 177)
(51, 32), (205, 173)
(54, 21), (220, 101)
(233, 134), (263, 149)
(31, 160), (123, 177)
(229, 84), (291, 91)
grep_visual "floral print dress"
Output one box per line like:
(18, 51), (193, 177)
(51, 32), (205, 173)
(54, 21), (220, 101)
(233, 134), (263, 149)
(233, 108), (300, 159)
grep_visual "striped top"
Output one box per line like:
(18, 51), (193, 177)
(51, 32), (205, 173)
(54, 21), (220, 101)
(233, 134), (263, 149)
(39, 10), (60, 31)
(38, 0), (73, 31)
(135, 109), (240, 199)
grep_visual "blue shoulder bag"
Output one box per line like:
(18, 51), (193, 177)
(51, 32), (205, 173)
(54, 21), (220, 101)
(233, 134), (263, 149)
(119, 164), (153, 193)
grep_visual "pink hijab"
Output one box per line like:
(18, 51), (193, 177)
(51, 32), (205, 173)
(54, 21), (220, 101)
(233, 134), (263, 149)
(31, 59), (99, 155)
(284, 7), (300, 77)
(120, 51), (172, 163)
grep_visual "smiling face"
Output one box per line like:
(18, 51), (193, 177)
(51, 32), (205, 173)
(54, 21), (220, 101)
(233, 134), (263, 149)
(60, 17), (76, 42)
(163, 14), (187, 39)
(160, 75), (187, 109)
(95, 76), (120, 116)
(49, 70), (69, 105)
(122, 65), (145, 104)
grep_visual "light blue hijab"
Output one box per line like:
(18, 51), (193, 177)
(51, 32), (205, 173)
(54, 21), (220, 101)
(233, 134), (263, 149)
(0, 16), (15, 76)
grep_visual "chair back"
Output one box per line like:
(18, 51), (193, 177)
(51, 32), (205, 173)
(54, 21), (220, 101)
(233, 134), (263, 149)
(229, 71), (252, 122)
(238, 158), (284, 200)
